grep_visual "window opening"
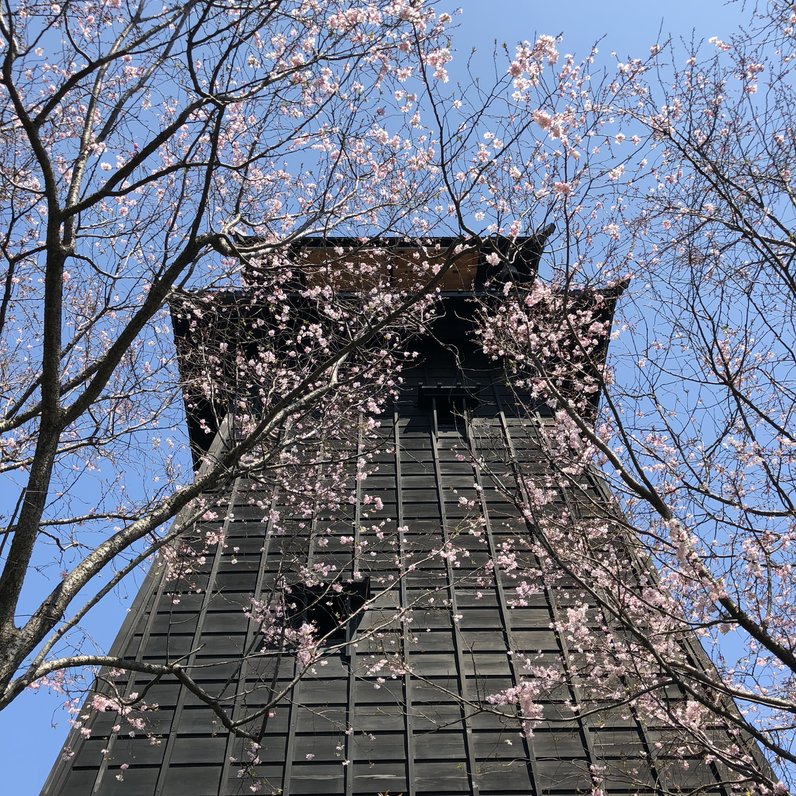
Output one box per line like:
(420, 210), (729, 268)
(419, 383), (480, 428)
(286, 577), (370, 644)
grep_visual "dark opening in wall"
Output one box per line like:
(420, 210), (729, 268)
(418, 383), (481, 428)
(286, 578), (371, 643)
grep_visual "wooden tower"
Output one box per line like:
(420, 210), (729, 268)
(43, 239), (757, 796)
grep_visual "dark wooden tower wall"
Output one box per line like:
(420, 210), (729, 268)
(42, 241), (742, 796)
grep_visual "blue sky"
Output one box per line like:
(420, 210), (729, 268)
(456, 0), (744, 57)
(1, 2), (751, 793)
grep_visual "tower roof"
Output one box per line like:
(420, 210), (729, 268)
(170, 235), (626, 467)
